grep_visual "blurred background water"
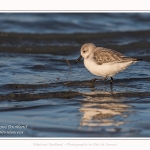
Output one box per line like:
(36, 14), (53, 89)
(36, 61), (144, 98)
(0, 13), (150, 137)
(1, 13), (150, 34)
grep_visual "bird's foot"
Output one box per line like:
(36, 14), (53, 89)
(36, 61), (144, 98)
(103, 77), (108, 82)
(89, 78), (97, 83)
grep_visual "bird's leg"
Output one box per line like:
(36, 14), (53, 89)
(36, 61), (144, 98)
(103, 76), (108, 82)
(90, 78), (97, 83)
(110, 77), (113, 84)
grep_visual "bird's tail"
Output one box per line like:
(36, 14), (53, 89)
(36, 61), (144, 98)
(133, 58), (143, 61)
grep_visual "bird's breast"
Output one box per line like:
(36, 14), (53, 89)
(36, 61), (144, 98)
(84, 58), (106, 76)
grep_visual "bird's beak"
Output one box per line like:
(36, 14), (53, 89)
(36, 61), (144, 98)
(75, 55), (82, 64)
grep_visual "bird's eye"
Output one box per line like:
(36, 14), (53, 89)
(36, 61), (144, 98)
(83, 50), (86, 53)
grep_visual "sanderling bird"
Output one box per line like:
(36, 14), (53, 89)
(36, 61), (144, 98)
(75, 43), (141, 84)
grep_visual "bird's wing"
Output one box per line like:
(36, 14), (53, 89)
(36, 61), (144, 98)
(93, 47), (132, 65)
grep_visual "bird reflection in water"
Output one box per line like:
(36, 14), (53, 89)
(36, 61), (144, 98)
(79, 91), (132, 127)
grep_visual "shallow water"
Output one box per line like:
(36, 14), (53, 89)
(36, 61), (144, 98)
(0, 13), (150, 137)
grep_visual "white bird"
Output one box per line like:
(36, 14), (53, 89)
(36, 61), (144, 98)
(75, 43), (141, 84)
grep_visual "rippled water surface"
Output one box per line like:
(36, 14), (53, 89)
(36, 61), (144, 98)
(0, 13), (150, 137)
